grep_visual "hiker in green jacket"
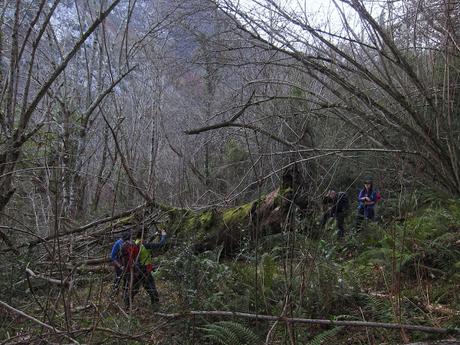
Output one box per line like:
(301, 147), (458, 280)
(123, 228), (167, 308)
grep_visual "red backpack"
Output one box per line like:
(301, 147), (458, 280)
(120, 240), (140, 270)
(375, 191), (383, 203)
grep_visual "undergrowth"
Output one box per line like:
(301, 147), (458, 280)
(1, 191), (459, 344)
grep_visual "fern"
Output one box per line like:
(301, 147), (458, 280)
(307, 327), (343, 345)
(200, 321), (261, 345)
(360, 293), (394, 322)
(260, 253), (276, 292)
(202, 323), (239, 345)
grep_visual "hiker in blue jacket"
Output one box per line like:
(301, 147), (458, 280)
(110, 231), (131, 292)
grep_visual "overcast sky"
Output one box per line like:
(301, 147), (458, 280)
(230, 0), (385, 35)
(229, 0), (358, 34)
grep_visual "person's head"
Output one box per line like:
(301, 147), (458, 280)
(121, 231), (131, 241)
(363, 177), (373, 190)
(327, 190), (337, 199)
(322, 190), (337, 204)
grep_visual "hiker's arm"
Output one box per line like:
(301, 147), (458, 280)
(359, 192), (372, 203)
(365, 192), (377, 205)
(143, 232), (167, 250)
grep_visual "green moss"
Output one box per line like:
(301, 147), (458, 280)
(114, 215), (135, 226)
(199, 210), (215, 230)
(166, 208), (220, 242)
(163, 189), (290, 245)
(223, 202), (253, 226)
(185, 216), (198, 230)
(167, 208), (193, 232)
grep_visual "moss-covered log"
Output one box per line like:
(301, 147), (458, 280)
(148, 165), (306, 255)
(162, 187), (295, 255)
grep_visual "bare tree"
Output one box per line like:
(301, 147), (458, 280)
(0, 0), (123, 219)
(206, 0), (460, 196)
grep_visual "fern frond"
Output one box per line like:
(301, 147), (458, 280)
(200, 323), (238, 345)
(361, 293), (394, 322)
(307, 326), (343, 345)
(199, 321), (261, 345)
(222, 321), (261, 345)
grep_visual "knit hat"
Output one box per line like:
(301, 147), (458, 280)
(363, 176), (373, 184)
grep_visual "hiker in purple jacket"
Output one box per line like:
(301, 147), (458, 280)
(356, 177), (377, 229)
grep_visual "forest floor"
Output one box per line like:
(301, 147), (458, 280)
(1, 192), (460, 344)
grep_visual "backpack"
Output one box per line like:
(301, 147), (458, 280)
(120, 240), (140, 270)
(375, 191), (383, 203)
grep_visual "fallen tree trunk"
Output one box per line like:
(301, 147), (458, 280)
(16, 166), (307, 260)
(153, 310), (460, 335)
(164, 185), (306, 256)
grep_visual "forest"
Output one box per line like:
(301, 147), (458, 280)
(0, 0), (459, 344)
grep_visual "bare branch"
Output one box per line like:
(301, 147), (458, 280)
(0, 300), (79, 344)
(184, 90), (257, 134)
(154, 310), (460, 335)
(25, 268), (69, 287)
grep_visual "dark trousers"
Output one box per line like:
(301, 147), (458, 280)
(321, 210), (346, 238)
(336, 211), (346, 238)
(355, 206), (375, 230)
(123, 267), (159, 309)
(112, 267), (123, 293)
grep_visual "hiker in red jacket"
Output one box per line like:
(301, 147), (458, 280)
(121, 227), (167, 310)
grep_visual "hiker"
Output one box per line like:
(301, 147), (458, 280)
(110, 231), (130, 292)
(355, 177), (378, 229)
(320, 190), (349, 238)
(122, 227), (167, 309)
